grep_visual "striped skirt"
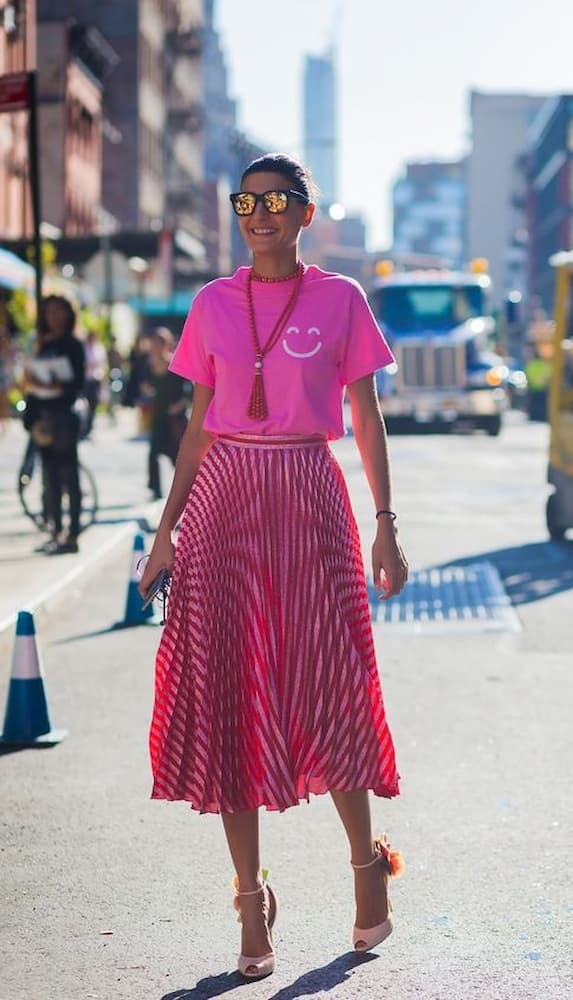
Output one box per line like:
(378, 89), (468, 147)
(149, 434), (400, 813)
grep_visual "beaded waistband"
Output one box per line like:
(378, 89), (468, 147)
(216, 433), (327, 450)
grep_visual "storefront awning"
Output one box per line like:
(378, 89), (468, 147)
(0, 247), (35, 291)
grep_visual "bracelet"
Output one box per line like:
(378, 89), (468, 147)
(375, 509), (397, 521)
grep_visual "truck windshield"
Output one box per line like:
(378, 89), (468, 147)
(373, 284), (486, 333)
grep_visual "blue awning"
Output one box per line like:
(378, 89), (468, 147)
(0, 247), (35, 291)
(128, 290), (196, 316)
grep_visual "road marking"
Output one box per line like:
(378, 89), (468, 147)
(368, 560), (521, 634)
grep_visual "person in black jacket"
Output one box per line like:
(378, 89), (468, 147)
(24, 296), (85, 554)
(143, 327), (190, 499)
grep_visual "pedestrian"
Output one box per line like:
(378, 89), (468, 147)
(525, 348), (552, 422)
(0, 323), (15, 422)
(23, 295), (85, 554)
(83, 330), (108, 435)
(106, 335), (125, 420)
(123, 332), (153, 435)
(139, 153), (408, 978)
(144, 326), (190, 499)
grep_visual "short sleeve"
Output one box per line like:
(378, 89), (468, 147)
(169, 292), (215, 387)
(339, 283), (394, 386)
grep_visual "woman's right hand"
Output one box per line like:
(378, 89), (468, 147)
(138, 529), (175, 598)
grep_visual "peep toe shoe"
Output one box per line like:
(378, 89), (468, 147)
(351, 833), (405, 952)
(232, 870), (278, 980)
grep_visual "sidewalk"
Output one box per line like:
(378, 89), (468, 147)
(0, 410), (162, 634)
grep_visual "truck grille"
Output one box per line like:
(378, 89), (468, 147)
(394, 342), (466, 389)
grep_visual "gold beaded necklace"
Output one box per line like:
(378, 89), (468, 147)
(245, 262), (304, 420)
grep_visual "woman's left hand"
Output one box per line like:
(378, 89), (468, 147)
(372, 521), (408, 600)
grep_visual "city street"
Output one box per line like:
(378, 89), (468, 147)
(1, 411), (572, 1000)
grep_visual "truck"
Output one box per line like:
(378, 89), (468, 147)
(369, 260), (510, 435)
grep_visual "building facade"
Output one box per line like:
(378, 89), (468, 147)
(302, 210), (369, 284)
(467, 90), (547, 305)
(28, 0), (208, 320)
(0, 0), (37, 238)
(202, 0), (237, 274)
(526, 95), (573, 315)
(37, 21), (117, 236)
(37, 0), (204, 237)
(392, 160), (466, 269)
(303, 49), (337, 207)
(163, 0), (205, 288)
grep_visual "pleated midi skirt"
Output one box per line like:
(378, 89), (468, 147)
(149, 434), (400, 813)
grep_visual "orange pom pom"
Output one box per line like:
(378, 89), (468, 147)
(373, 834), (405, 879)
(388, 849), (405, 879)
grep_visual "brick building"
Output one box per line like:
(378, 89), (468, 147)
(0, 0), (37, 238)
(37, 20), (118, 236)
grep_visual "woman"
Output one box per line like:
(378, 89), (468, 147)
(24, 296), (85, 554)
(140, 153), (408, 978)
(83, 331), (108, 436)
(143, 327), (190, 499)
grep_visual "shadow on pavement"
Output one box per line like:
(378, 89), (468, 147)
(93, 514), (156, 532)
(54, 619), (162, 644)
(442, 539), (573, 605)
(0, 744), (56, 757)
(161, 952), (376, 1000)
(96, 502), (141, 512)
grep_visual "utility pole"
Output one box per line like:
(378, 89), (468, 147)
(28, 71), (43, 327)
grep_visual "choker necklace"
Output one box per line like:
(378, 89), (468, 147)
(251, 265), (301, 283)
(246, 261), (304, 420)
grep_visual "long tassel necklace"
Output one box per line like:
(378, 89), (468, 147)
(246, 261), (304, 420)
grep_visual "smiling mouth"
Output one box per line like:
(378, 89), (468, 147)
(250, 227), (276, 236)
(282, 340), (322, 359)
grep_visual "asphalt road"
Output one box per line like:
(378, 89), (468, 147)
(1, 412), (572, 1000)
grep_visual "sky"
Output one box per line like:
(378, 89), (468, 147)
(215, 0), (573, 249)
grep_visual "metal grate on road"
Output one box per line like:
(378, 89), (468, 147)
(367, 560), (521, 634)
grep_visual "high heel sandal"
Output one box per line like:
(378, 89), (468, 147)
(351, 833), (405, 952)
(232, 869), (278, 980)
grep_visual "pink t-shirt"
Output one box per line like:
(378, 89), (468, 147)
(169, 264), (394, 440)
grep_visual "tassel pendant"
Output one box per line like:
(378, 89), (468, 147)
(245, 264), (304, 420)
(247, 359), (267, 420)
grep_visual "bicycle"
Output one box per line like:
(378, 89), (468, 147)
(18, 435), (98, 535)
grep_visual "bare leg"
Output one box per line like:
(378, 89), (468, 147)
(222, 808), (273, 965)
(330, 790), (389, 933)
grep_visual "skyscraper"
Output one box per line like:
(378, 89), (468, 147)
(303, 49), (337, 207)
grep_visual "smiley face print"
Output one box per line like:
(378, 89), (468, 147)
(282, 325), (322, 359)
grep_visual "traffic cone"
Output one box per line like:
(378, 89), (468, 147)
(0, 610), (66, 747)
(114, 531), (156, 629)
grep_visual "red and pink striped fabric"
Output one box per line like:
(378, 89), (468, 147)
(149, 435), (400, 813)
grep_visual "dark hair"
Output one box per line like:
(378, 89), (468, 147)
(152, 326), (175, 349)
(241, 153), (318, 202)
(39, 295), (76, 337)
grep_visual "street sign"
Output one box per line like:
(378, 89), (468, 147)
(0, 71), (30, 113)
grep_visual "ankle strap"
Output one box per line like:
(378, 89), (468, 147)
(234, 880), (266, 897)
(350, 855), (380, 870)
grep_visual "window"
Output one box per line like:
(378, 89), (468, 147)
(372, 284), (486, 334)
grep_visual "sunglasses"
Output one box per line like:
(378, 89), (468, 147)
(229, 189), (309, 216)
